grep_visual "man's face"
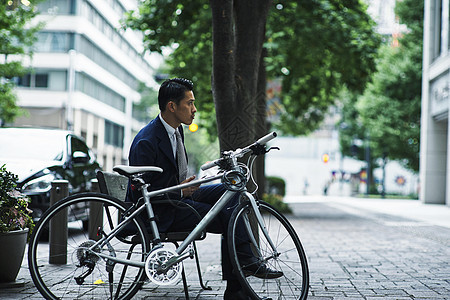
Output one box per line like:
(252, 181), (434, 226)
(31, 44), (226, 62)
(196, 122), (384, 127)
(173, 90), (197, 125)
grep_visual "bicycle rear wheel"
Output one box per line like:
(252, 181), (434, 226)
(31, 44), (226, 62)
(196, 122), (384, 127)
(228, 201), (309, 300)
(28, 193), (150, 300)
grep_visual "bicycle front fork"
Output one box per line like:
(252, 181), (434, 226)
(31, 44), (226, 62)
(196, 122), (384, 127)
(242, 192), (279, 256)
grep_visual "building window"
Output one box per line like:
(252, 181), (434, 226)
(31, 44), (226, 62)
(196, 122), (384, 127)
(93, 134), (98, 149)
(35, 32), (74, 53)
(75, 72), (126, 112)
(15, 70), (66, 90)
(35, 74), (49, 88)
(78, 0), (151, 80)
(37, 0), (75, 15)
(17, 73), (48, 88)
(105, 120), (124, 148)
(18, 74), (31, 87)
(432, 0), (443, 61)
(78, 35), (139, 90)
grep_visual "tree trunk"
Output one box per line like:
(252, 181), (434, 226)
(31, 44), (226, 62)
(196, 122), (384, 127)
(211, 0), (271, 152)
(210, 0), (236, 151)
(255, 47), (269, 199)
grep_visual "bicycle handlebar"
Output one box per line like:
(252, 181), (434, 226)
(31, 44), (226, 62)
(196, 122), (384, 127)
(256, 131), (277, 145)
(200, 131), (277, 171)
(200, 160), (218, 171)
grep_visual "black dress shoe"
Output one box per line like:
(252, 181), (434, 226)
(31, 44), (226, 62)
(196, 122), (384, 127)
(224, 288), (251, 300)
(240, 257), (284, 279)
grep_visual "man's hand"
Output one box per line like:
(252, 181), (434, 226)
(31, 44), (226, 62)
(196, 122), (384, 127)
(181, 175), (199, 197)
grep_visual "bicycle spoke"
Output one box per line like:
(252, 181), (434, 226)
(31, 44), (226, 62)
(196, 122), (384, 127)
(229, 201), (309, 300)
(28, 193), (149, 300)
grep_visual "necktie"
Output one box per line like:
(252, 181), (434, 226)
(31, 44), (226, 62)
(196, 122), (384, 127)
(175, 129), (188, 182)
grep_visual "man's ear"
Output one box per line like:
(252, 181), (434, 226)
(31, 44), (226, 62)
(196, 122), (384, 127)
(167, 101), (176, 112)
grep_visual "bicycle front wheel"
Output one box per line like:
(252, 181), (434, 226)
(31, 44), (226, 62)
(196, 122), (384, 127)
(228, 201), (309, 300)
(28, 193), (150, 300)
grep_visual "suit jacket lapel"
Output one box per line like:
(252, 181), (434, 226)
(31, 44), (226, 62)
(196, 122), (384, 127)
(155, 117), (177, 169)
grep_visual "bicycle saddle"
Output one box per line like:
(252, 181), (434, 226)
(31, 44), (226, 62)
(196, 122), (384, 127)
(113, 165), (163, 177)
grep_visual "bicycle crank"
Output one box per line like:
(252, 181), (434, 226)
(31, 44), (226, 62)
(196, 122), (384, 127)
(145, 247), (183, 285)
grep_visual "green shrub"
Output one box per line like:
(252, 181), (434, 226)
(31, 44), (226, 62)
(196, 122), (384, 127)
(266, 176), (286, 196)
(262, 193), (292, 214)
(0, 164), (34, 239)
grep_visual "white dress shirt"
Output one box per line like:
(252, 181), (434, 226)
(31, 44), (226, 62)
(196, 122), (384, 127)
(159, 114), (186, 196)
(159, 114), (177, 159)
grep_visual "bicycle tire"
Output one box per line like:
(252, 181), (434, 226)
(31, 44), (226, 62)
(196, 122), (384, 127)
(28, 193), (150, 300)
(228, 200), (309, 300)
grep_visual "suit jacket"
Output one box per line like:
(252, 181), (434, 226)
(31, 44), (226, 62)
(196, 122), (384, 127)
(126, 116), (188, 232)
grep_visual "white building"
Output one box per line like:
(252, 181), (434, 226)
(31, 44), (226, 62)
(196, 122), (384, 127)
(12, 0), (157, 171)
(420, 0), (450, 205)
(366, 0), (407, 37)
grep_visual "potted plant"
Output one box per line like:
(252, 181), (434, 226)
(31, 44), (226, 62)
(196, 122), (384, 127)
(0, 164), (34, 283)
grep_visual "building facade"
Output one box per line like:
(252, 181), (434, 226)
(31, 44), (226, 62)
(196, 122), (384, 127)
(12, 0), (156, 171)
(420, 0), (450, 205)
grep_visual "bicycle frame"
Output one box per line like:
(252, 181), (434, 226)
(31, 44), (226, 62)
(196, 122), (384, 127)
(88, 133), (280, 275)
(87, 174), (277, 273)
(87, 173), (222, 268)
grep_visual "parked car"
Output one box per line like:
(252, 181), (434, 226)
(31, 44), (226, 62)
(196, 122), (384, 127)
(0, 127), (101, 222)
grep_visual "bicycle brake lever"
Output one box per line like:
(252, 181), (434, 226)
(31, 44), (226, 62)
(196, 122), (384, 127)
(267, 146), (280, 152)
(250, 144), (280, 155)
(250, 143), (266, 155)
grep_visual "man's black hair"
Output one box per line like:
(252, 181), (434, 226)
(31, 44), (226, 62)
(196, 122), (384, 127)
(158, 78), (194, 111)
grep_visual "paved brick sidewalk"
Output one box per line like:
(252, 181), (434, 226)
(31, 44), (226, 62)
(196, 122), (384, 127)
(1, 198), (449, 299)
(291, 200), (450, 299)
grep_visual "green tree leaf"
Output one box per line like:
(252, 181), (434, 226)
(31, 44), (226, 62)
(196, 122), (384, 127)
(339, 0), (423, 172)
(0, 0), (43, 126)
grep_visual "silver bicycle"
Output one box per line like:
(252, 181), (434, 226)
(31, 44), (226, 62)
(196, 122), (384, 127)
(28, 132), (309, 299)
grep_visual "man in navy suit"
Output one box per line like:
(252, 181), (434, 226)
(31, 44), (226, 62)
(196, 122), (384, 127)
(127, 78), (281, 300)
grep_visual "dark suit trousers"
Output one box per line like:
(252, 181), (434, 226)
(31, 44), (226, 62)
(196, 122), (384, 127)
(166, 183), (252, 280)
